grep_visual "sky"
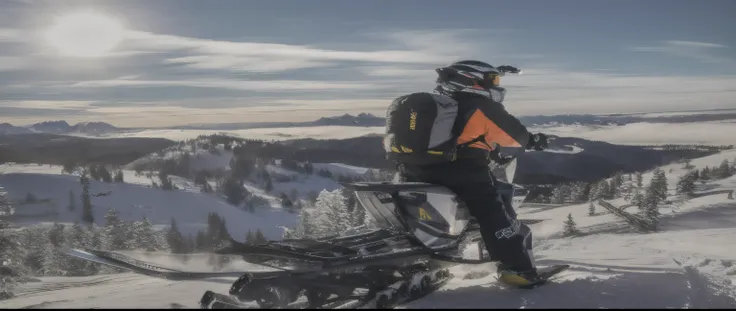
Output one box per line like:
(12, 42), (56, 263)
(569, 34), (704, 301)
(0, 0), (735, 128)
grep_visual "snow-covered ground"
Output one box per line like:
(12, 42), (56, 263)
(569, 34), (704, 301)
(1, 147), (735, 309)
(0, 163), (298, 240)
(311, 163), (375, 178)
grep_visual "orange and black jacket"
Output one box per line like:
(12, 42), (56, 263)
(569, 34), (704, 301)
(451, 92), (531, 162)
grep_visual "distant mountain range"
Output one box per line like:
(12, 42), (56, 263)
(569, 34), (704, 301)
(170, 109), (736, 130)
(173, 112), (386, 130)
(0, 120), (122, 136)
(3, 108), (735, 135)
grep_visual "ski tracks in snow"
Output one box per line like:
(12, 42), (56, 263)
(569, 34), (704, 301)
(403, 262), (736, 309)
(1, 273), (235, 309)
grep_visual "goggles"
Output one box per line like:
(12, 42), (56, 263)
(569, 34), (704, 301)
(474, 73), (501, 90)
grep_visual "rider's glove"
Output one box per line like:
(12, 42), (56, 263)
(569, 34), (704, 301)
(526, 133), (549, 151)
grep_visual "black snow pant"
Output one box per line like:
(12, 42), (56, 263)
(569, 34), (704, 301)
(398, 161), (536, 272)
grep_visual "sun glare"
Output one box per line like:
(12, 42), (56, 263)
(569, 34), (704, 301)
(45, 10), (125, 58)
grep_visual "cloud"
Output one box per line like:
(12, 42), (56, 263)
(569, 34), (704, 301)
(0, 28), (22, 42)
(361, 65), (436, 79)
(627, 40), (732, 64)
(499, 68), (736, 116)
(0, 100), (93, 110)
(120, 29), (461, 74)
(69, 77), (381, 91)
(0, 56), (27, 71)
(3, 23), (736, 128)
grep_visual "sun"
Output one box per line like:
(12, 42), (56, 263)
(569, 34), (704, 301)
(45, 10), (125, 58)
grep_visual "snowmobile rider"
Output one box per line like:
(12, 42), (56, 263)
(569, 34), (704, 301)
(385, 60), (549, 282)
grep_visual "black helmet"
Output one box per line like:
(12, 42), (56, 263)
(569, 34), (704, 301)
(435, 60), (519, 103)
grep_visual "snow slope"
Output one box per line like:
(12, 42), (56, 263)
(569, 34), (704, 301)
(121, 140), (345, 202)
(0, 164), (297, 240)
(2, 149), (735, 309)
(311, 163), (374, 178)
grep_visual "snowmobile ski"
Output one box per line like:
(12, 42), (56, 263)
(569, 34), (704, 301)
(64, 248), (249, 280)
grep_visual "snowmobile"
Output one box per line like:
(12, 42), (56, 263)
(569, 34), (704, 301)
(66, 148), (561, 309)
(195, 148), (538, 309)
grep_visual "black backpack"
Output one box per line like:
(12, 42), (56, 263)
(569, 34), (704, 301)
(384, 92), (481, 166)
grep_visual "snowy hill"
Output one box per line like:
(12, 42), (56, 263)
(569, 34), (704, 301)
(1, 147), (735, 308)
(0, 164), (297, 240)
(123, 136), (346, 202)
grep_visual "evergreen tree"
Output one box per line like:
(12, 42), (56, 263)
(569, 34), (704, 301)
(701, 166), (711, 180)
(309, 190), (352, 237)
(610, 172), (624, 198)
(550, 184), (569, 204)
(571, 182), (591, 203)
(676, 170), (697, 198)
(88, 165), (101, 181)
(254, 229), (267, 244)
(280, 193), (293, 209)
(634, 172), (643, 188)
(631, 187), (645, 210)
(0, 186), (12, 218)
(103, 209), (126, 250)
(642, 177), (663, 231)
(717, 159), (732, 178)
(39, 239), (66, 276)
(650, 168), (668, 202)
(132, 216), (157, 251)
(230, 155), (255, 181)
(282, 208), (315, 239)
(159, 171), (175, 190)
(68, 190), (76, 212)
(0, 187), (24, 299)
(593, 181), (611, 200)
(166, 217), (186, 253)
(588, 201), (596, 216)
(223, 176), (246, 206)
(113, 170), (124, 183)
(588, 182), (600, 202)
(98, 166), (113, 183)
(80, 172), (94, 224)
(48, 223), (66, 248)
(641, 193), (661, 232)
(67, 222), (89, 248)
(562, 213), (579, 237)
(204, 213), (231, 250)
(265, 177), (273, 193)
(195, 230), (207, 251)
